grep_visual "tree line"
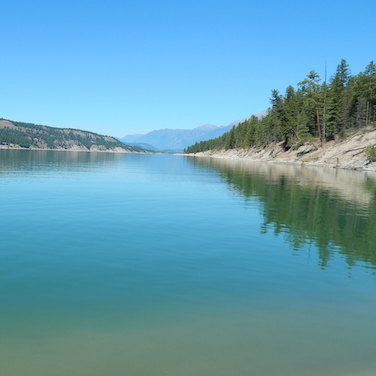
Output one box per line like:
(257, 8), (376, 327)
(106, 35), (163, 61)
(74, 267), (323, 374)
(185, 60), (376, 153)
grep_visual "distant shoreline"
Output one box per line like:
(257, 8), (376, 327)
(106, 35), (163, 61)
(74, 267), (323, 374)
(0, 145), (148, 154)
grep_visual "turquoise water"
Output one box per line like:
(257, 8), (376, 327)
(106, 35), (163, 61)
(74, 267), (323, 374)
(1, 150), (375, 376)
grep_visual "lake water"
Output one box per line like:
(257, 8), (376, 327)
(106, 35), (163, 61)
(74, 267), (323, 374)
(1, 150), (375, 376)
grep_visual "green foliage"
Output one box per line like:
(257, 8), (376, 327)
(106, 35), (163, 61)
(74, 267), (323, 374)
(0, 128), (32, 148)
(225, 126), (236, 149)
(365, 146), (376, 162)
(185, 59), (376, 154)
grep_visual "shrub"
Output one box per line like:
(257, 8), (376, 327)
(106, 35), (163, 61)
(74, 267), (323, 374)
(365, 146), (376, 162)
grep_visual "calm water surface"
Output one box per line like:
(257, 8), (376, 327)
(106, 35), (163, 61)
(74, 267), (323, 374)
(1, 150), (375, 376)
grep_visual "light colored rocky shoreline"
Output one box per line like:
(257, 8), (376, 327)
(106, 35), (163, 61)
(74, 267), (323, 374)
(184, 126), (376, 172)
(0, 144), (147, 154)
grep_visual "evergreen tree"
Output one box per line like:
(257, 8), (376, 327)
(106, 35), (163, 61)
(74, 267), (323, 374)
(225, 126), (236, 149)
(298, 71), (322, 141)
(327, 59), (351, 136)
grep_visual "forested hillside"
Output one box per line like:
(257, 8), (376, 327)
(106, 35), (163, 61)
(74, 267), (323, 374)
(185, 60), (376, 153)
(0, 119), (143, 152)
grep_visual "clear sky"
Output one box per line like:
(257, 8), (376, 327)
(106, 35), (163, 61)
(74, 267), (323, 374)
(0, 0), (375, 137)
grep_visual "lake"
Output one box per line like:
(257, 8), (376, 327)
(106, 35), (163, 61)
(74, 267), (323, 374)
(1, 150), (375, 376)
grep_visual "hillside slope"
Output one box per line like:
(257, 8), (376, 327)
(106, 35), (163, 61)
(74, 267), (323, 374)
(188, 127), (376, 171)
(0, 119), (142, 153)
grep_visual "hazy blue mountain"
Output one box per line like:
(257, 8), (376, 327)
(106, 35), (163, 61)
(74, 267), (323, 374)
(123, 142), (158, 151)
(121, 124), (231, 151)
(228, 110), (268, 127)
(121, 111), (267, 151)
(120, 134), (145, 143)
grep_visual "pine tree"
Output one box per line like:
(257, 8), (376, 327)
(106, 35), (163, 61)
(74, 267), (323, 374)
(298, 71), (322, 140)
(225, 126), (236, 150)
(327, 59), (350, 136)
(280, 85), (298, 146)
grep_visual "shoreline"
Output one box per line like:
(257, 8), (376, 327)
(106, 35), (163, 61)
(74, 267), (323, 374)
(0, 145), (150, 154)
(183, 127), (376, 172)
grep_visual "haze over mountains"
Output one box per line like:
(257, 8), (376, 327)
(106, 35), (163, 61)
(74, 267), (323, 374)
(121, 110), (267, 151)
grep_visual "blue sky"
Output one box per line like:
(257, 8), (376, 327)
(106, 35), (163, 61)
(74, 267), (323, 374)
(0, 0), (375, 137)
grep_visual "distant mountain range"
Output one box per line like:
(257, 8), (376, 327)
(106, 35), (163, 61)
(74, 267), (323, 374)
(121, 110), (267, 151)
(0, 118), (143, 153)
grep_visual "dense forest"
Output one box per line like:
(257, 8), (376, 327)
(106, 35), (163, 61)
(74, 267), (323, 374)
(0, 119), (143, 152)
(185, 60), (376, 153)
